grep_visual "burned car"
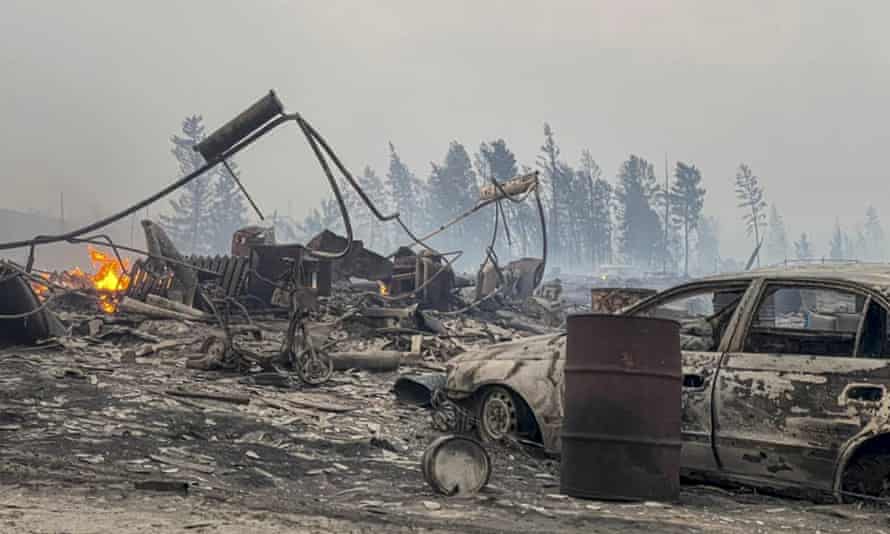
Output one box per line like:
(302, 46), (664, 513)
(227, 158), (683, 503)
(445, 264), (890, 499)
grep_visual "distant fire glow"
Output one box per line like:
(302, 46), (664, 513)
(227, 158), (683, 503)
(377, 281), (390, 296)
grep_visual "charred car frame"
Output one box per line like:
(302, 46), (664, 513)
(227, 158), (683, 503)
(445, 265), (890, 500)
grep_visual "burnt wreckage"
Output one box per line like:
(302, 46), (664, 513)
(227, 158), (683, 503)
(445, 265), (890, 500)
(0, 89), (546, 390)
(5, 89), (888, 507)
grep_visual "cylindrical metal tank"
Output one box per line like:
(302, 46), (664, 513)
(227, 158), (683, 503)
(561, 314), (682, 502)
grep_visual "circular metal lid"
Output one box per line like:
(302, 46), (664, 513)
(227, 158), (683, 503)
(422, 435), (491, 496)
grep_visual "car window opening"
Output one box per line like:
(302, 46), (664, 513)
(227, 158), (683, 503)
(637, 288), (746, 352)
(744, 285), (889, 359)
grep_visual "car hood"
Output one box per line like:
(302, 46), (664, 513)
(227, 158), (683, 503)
(447, 333), (566, 365)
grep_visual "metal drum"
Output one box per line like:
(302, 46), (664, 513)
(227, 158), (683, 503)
(561, 314), (681, 502)
(422, 435), (491, 496)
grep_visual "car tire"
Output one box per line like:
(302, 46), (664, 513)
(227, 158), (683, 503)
(842, 453), (890, 499)
(475, 386), (524, 443)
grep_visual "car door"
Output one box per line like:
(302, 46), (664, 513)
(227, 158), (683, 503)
(632, 281), (752, 473)
(714, 279), (890, 492)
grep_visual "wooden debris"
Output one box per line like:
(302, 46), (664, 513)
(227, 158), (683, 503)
(149, 454), (216, 474)
(134, 479), (190, 493)
(422, 500), (442, 511)
(183, 522), (216, 530)
(281, 392), (359, 413)
(123, 339), (193, 361)
(146, 294), (212, 321)
(495, 310), (556, 335)
(165, 388), (251, 405)
(328, 350), (414, 372)
(118, 297), (204, 322)
(410, 335), (423, 355)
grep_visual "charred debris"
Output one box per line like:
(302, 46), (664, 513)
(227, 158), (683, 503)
(6, 91), (889, 526)
(0, 91), (567, 495)
(0, 91), (553, 355)
(0, 101), (620, 527)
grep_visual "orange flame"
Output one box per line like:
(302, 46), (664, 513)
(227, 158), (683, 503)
(31, 273), (51, 297)
(88, 247), (130, 313)
(30, 248), (132, 314)
(377, 281), (390, 296)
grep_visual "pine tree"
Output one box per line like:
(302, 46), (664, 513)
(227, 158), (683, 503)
(320, 196), (344, 234)
(268, 211), (301, 243)
(514, 163), (544, 258)
(829, 219), (846, 259)
(357, 166), (388, 251)
(695, 215), (720, 274)
(477, 140), (522, 259)
(734, 163), (767, 266)
(478, 140), (518, 182)
(615, 155), (662, 268)
(210, 161), (249, 254)
(581, 151), (612, 267)
(386, 142), (421, 234)
(795, 233), (813, 259)
(590, 175), (613, 267)
(300, 208), (324, 237)
(536, 124), (574, 266)
(849, 225), (868, 260)
(864, 206), (885, 261)
(160, 115), (216, 256)
(428, 142), (480, 263)
(654, 160), (679, 273)
(333, 170), (368, 244)
(569, 151), (598, 268)
(765, 204), (788, 265)
(670, 162), (706, 276)
(843, 232), (854, 261)
(559, 161), (586, 268)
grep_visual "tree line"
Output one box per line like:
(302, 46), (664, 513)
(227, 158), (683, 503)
(765, 204), (886, 264)
(159, 115), (887, 274)
(290, 123), (714, 275)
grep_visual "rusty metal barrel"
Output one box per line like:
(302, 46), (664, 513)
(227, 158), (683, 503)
(560, 314), (681, 501)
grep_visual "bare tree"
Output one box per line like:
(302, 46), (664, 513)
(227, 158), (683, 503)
(734, 163), (767, 266)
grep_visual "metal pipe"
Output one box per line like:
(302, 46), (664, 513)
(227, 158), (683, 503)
(195, 91), (284, 162)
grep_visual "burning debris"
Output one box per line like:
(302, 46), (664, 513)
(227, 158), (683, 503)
(89, 247), (132, 312)
(28, 246), (132, 313)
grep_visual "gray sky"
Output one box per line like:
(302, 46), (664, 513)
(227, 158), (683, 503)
(2, 0), (889, 259)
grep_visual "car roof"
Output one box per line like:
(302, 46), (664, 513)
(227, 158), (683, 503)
(692, 262), (890, 293)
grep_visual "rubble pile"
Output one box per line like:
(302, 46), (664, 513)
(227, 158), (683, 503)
(3, 228), (890, 532)
(0, 219), (598, 529)
(1, 266), (885, 532)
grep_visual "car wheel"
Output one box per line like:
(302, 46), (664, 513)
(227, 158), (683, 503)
(842, 453), (890, 499)
(475, 386), (521, 442)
